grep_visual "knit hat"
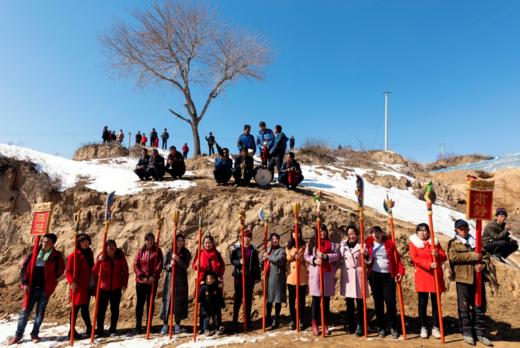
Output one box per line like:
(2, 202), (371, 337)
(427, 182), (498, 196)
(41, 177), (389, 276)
(454, 219), (469, 229)
(496, 208), (508, 217)
(259, 121), (266, 127)
(77, 233), (91, 244)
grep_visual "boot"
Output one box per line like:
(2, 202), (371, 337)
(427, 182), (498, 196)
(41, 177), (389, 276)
(312, 320), (319, 336)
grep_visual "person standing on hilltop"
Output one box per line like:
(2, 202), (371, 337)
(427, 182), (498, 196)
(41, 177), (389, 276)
(161, 128), (170, 150)
(289, 136), (295, 151)
(483, 208), (518, 261)
(256, 121), (275, 153)
(205, 132), (216, 155)
(150, 128), (158, 148)
(237, 124), (256, 155)
(230, 228), (260, 332)
(66, 233), (94, 340)
(409, 223), (446, 339)
(448, 219), (494, 347)
(133, 233), (163, 336)
(116, 129), (124, 144)
(135, 131), (142, 146)
(111, 131), (117, 142)
(269, 125), (288, 176)
(182, 143), (189, 159)
(8, 233), (65, 345)
(102, 126), (111, 144)
(140, 133), (148, 146)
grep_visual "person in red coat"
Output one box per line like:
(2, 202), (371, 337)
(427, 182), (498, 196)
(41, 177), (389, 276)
(8, 233), (65, 345)
(192, 235), (225, 334)
(66, 233), (94, 339)
(365, 226), (405, 339)
(133, 232), (163, 335)
(92, 240), (129, 337)
(409, 223), (447, 339)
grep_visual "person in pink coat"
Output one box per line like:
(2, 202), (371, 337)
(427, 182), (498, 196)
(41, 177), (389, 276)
(409, 223), (447, 339)
(304, 224), (340, 336)
(339, 225), (368, 336)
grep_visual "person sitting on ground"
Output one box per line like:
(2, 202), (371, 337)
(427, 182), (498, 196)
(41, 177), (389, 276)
(279, 152), (304, 190)
(8, 233), (65, 345)
(147, 149), (165, 181)
(448, 219), (494, 347)
(232, 147), (255, 186)
(237, 124), (256, 155)
(483, 208), (518, 260)
(134, 148), (151, 181)
(214, 145), (233, 185)
(165, 146), (186, 180)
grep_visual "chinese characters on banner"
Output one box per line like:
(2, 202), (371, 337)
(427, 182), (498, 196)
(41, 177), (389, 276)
(30, 203), (53, 235)
(466, 179), (494, 221)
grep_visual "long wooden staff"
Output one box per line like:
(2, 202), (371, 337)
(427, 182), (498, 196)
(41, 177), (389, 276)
(355, 175), (368, 337)
(91, 191), (116, 344)
(313, 192), (326, 337)
(69, 211), (81, 346)
(239, 210), (247, 333)
(384, 196), (407, 339)
(424, 182), (445, 343)
(193, 211), (203, 342)
(146, 214), (164, 339)
(292, 203), (301, 332)
(259, 208), (270, 332)
(169, 211), (180, 339)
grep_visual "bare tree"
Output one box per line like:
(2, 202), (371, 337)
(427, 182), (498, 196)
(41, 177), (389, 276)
(100, 0), (271, 156)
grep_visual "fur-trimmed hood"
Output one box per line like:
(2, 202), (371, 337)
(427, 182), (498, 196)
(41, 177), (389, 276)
(409, 233), (439, 248)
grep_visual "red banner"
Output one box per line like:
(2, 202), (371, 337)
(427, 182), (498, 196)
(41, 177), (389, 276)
(466, 190), (493, 220)
(31, 211), (51, 235)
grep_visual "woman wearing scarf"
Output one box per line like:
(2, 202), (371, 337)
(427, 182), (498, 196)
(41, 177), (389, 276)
(339, 225), (368, 336)
(365, 226), (404, 339)
(263, 233), (286, 328)
(160, 234), (192, 335)
(66, 233), (94, 339)
(409, 223), (447, 339)
(286, 227), (307, 331)
(192, 235), (226, 334)
(304, 224), (340, 336)
(92, 239), (129, 337)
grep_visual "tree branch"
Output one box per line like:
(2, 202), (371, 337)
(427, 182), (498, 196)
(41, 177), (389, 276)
(169, 109), (192, 124)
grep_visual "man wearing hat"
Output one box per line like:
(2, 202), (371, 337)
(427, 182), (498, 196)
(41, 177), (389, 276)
(256, 121), (275, 153)
(483, 208), (518, 260)
(230, 228), (260, 331)
(448, 219), (492, 346)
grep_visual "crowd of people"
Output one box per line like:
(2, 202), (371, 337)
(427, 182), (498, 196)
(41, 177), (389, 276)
(9, 206), (517, 346)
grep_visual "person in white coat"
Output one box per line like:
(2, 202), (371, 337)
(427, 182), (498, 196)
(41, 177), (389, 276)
(339, 225), (369, 336)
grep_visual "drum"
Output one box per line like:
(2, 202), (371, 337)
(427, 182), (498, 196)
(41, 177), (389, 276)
(254, 166), (272, 187)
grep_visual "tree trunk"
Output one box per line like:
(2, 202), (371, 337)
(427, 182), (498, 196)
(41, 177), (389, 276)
(191, 120), (201, 157)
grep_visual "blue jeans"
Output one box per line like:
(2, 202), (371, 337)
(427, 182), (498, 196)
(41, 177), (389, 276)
(16, 287), (49, 338)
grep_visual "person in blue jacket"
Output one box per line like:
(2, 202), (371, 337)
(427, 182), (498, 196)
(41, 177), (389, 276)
(256, 121), (275, 153)
(213, 144), (233, 185)
(269, 125), (288, 175)
(237, 125), (256, 155)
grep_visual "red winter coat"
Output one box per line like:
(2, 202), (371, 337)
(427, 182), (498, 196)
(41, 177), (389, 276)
(21, 247), (65, 301)
(141, 135), (148, 146)
(66, 248), (94, 305)
(182, 145), (189, 153)
(192, 248), (225, 283)
(133, 245), (163, 284)
(92, 249), (129, 291)
(365, 236), (405, 277)
(408, 234), (447, 293)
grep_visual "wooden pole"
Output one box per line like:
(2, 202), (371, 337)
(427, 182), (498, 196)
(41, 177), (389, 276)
(425, 183), (445, 343)
(169, 211), (180, 339)
(292, 203), (301, 332)
(261, 209), (269, 332)
(384, 198), (407, 339)
(239, 210), (247, 334)
(146, 215), (164, 339)
(314, 193), (326, 337)
(193, 212), (203, 342)
(69, 211), (81, 346)
(356, 176), (368, 337)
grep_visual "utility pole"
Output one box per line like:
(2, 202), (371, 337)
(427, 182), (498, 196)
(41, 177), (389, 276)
(384, 91), (391, 151)
(440, 143), (445, 159)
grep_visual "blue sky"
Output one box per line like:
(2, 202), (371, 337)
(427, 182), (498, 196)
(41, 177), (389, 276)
(0, 0), (519, 162)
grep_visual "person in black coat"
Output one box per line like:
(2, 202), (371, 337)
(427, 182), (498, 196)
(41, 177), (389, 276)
(230, 229), (260, 331)
(165, 146), (186, 179)
(150, 128), (158, 147)
(214, 144), (233, 185)
(134, 148), (151, 180)
(279, 152), (304, 190)
(199, 271), (225, 335)
(135, 131), (142, 146)
(147, 149), (165, 181)
(102, 126), (111, 144)
(232, 147), (254, 186)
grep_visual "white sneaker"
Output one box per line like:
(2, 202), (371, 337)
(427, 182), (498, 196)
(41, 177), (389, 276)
(420, 326), (428, 339)
(432, 327), (441, 339)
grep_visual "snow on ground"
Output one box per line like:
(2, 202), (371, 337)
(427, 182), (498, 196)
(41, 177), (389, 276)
(0, 144), (195, 195)
(300, 166), (470, 238)
(435, 153), (520, 173)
